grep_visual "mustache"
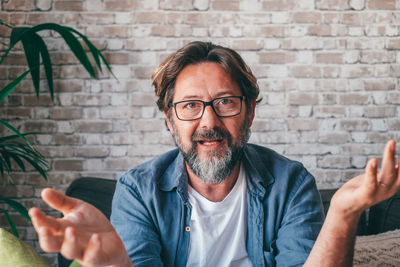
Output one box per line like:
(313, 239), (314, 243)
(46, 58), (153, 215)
(191, 127), (231, 142)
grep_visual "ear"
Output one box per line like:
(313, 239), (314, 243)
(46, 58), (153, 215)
(247, 99), (256, 128)
(164, 110), (174, 135)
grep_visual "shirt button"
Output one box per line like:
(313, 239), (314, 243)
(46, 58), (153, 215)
(185, 226), (191, 232)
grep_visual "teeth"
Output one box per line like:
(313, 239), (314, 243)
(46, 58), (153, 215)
(198, 140), (221, 145)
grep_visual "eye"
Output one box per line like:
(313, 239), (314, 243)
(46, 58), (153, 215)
(215, 97), (234, 106)
(182, 101), (201, 110)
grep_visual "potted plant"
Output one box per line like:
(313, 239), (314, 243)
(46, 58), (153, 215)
(0, 19), (113, 237)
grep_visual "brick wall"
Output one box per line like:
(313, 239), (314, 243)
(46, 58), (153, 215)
(1, 0), (400, 264)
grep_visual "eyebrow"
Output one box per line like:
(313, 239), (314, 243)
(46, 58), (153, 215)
(179, 90), (236, 100)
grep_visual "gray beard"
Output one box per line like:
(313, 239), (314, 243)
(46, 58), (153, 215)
(171, 120), (250, 184)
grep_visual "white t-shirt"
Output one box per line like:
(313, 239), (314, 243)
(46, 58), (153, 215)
(187, 164), (252, 267)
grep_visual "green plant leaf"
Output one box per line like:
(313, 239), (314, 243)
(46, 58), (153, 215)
(0, 208), (19, 237)
(7, 151), (26, 172)
(21, 31), (41, 96)
(66, 27), (102, 72)
(1, 143), (50, 179)
(0, 150), (12, 173)
(0, 132), (41, 142)
(10, 27), (30, 47)
(0, 68), (31, 103)
(31, 23), (96, 78)
(0, 120), (34, 149)
(33, 33), (54, 101)
(0, 196), (31, 223)
(18, 154), (48, 181)
(0, 27), (30, 65)
(66, 27), (116, 79)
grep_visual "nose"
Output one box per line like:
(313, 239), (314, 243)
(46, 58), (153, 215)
(198, 105), (222, 129)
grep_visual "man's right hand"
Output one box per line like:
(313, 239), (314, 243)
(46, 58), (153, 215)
(29, 188), (133, 267)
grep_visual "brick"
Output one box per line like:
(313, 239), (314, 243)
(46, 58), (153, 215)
(364, 106), (396, 118)
(350, 0), (365, 9)
(288, 93), (319, 105)
(316, 52), (344, 64)
(81, 13), (115, 24)
(259, 52), (295, 64)
(75, 147), (109, 157)
(316, 0), (350, 10)
(367, 0), (396, 9)
(364, 79), (396, 90)
(261, 1), (289, 10)
(3, 108), (31, 119)
(360, 51), (396, 64)
(104, 158), (138, 170)
(340, 120), (370, 131)
(23, 95), (53, 106)
(290, 66), (322, 78)
(318, 156), (351, 169)
(104, 26), (131, 38)
(74, 95), (110, 106)
(287, 119), (319, 131)
(40, 146), (74, 157)
(53, 159), (83, 171)
(339, 93), (369, 104)
(211, 1), (239, 10)
(282, 37), (322, 50)
(315, 107), (346, 118)
(24, 121), (57, 133)
(291, 12), (322, 23)
(194, 0), (209, 10)
(75, 121), (112, 133)
(341, 65), (374, 78)
(54, 1), (84, 11)
(160, 0), (193, 10)
(319, 133), (351, 143)
(54, 134), (83, 145)
(388, 93), (400, 104)
(50, 108), (82, 119)
(151, 25), (177, 37)
(231, 40), (263, 51)
(130, 119), (165, 131)
(2, 0), (35, 11)
(105, 0), (139, 11)
(101, 108), (131, 119)
(387, 39), (400, 49)
(102, 133), (142, 145)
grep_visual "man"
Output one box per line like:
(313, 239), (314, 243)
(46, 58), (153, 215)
(29, 42), (400, 267)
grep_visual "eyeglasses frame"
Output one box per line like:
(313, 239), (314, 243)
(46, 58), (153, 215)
(168, 95), (246, 121)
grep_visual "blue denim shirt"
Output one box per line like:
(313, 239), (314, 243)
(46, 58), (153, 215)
(111, 144), (324, 267)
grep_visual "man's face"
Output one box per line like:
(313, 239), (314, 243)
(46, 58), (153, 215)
(164, 62), (255, 184)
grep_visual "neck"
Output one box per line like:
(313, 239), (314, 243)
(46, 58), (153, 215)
(186, 162), (241, 202)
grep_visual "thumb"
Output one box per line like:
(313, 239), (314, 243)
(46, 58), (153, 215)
(41, 188), (82, 215)
(364, 158), (378, 189)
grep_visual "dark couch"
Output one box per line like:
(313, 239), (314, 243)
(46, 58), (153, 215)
(58, 177), (400, 267)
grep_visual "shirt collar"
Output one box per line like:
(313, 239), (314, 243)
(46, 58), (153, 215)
(157, 144), (275, 198)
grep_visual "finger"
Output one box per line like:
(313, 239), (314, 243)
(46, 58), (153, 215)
(41, 188), (82, 215)
(29, 208), (63, 234)
(378, 140), (396, 185)
(364, 158), (378, 189)
(60, 227), (82, 260)
(37, 226), (63, 253)
(82, 233), (103, 266)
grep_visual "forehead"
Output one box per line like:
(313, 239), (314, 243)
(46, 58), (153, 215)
(173, 62), (241, 100)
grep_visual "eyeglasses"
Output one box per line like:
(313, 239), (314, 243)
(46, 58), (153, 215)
(168, 96), (245, 121)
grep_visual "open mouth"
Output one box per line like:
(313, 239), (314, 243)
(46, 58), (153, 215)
(197, 139), (224, 145)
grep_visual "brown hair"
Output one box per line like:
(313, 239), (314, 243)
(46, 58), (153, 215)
(152, 41), (260, 112)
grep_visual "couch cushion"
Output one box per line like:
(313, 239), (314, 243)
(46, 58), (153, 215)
(0, 228), (51, 267)
(353, 229), (400, 266)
